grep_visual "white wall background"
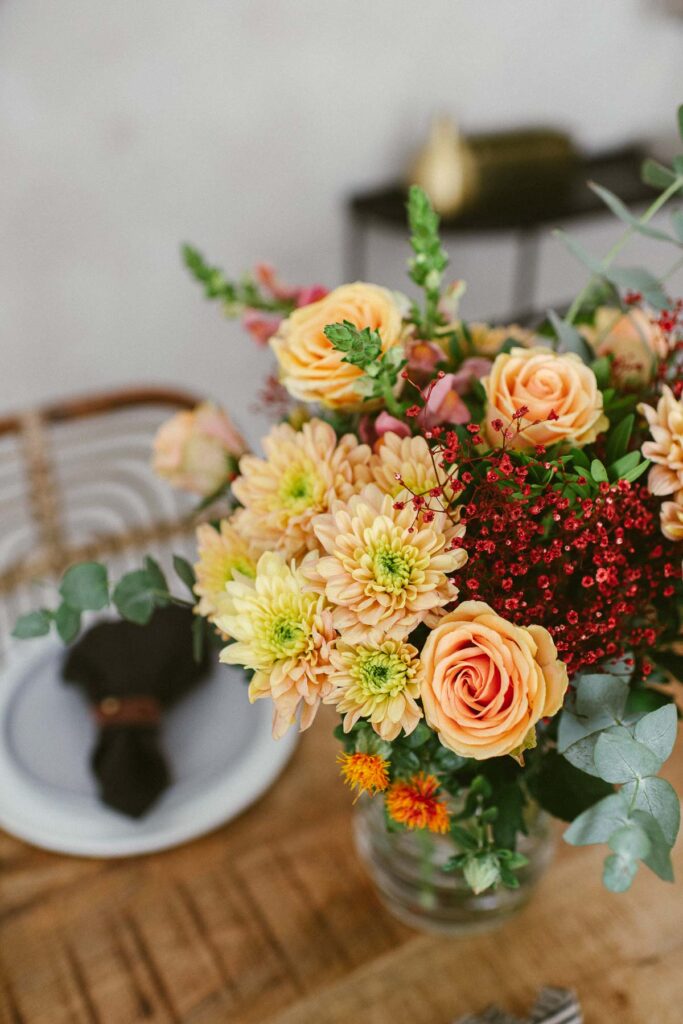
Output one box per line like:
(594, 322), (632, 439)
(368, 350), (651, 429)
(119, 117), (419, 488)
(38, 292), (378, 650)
(1, 0), (682, 445)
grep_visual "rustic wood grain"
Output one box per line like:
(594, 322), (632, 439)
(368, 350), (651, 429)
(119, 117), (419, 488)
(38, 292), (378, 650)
(1, 709), (682, 1024)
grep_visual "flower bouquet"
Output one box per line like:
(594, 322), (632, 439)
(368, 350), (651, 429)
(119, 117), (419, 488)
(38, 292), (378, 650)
(15, 109), (683, 931)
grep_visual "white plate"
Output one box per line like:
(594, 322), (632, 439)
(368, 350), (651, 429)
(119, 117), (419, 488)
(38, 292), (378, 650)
(0, 638), (297, 857)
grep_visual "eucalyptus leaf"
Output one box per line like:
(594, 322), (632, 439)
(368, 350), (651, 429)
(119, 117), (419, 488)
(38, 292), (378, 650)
(641, 158), (677, 190)
(633, 703), (677, 763)
(553, 230), (603, 274)
(588, 182), (677, 242)
(12, 609), (52, 639)
(564, 792), (628, 846)
(604, 267), (669, 310)
(59, 562), (109, 612)
(672, 209), (683, 244)
(548, 310), (593, 362)
(55, 602), (81, 644)
(622, 777), (680, 847)
(603, 853), (638, 893)
(594, 727), (662, 783)
(608, 823), (651, 861)
(562, 733), (602, 777)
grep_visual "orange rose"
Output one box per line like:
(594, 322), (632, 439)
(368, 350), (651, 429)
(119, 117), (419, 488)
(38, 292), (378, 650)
(419, 601), (568, 760)
(270, 282), (404, 409)
(483, 347), (608, 449)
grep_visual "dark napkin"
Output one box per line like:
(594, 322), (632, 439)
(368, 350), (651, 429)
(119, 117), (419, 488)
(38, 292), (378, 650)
(62, 604), (210, 818)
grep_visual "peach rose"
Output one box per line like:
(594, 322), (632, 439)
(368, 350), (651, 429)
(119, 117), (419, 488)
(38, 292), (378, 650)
(584, 307), (663, 386)
(483, 347), (608, 449)
(152, 402), (247, 495)
(270, 282), (405, 409)
(419, 601), (568, 760)
(661, 491), (683, 542)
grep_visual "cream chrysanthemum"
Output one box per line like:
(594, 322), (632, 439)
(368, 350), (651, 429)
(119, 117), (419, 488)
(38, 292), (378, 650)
(216, 552), (336, 738)
(661, 491), (683, 541)
(326, 639), (422, 741)
(638, 386), (683, 496)
(369, 432), (457, 505)
(231, 418), (371, 560)
(305, 484), (467, 643)
(193, 519), (260, 625)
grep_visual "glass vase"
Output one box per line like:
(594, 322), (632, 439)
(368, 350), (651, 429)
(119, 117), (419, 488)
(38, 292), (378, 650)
(353, 796), (555, 936)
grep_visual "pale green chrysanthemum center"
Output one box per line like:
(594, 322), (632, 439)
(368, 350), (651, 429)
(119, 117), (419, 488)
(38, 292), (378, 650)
(276, 460), (323, 514)
(370, 540), (417, 593)
(354, 649), (411, 698)
(228, 557), (257, 580)
(268, 614), (307, 657)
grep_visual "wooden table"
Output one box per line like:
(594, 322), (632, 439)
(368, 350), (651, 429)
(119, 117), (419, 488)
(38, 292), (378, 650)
(1, 708), (682, 1024)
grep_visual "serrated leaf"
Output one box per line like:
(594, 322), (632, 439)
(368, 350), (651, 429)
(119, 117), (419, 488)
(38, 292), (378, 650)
(112, 570), (160, 626)
(622, 777), (680, 847)
(55, 602), (81, 644)
(633, 703), (677, 763)
(594, 727), (662, 783)
(564, 792), (628, 846)
(173, 555), (196, 595)
(12, 609), (52, 639)
(603, 853), (638, 892)
(59, 562), (109, 612)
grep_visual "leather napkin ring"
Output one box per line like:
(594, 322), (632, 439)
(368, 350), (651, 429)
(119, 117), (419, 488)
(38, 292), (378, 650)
(94, 696), (162, 727)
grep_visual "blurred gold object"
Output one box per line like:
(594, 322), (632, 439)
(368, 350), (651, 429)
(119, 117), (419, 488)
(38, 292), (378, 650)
(408, 116), (478, 217)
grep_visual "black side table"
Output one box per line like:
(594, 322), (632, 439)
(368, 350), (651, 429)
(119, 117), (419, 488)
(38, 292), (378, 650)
(346, 145), (652, 319)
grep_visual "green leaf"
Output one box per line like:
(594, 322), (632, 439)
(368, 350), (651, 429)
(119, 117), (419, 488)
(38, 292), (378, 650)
(404, 721), (432, 749)
(604, 266), (669, 310)
(548, 310), (593, 362)
(463, 853), (501, 895)
(54, 602), (81, 644)
(609, 450), (642, 478)
(633, 703), (677, 763)
(112, 570), (160, 626)
(590, 459), (608, 483)
(588, 183), (677, 242)
(671, 209), (683, 244)
(323, 321), (383, 367)
(679, 104), (683, 141)
(173, 555), (197, 596)
(59, 562), (109, 612)
(641, 158), (677, 190)
(608, 823), (651, 861)
(564, 792), (628, 846)
(450, 825), (479, 851)
(621, 460), (650, 484)
(559, 674), (629, 752)
(631, 810), (675, 882)
(562, 734), (602, 777)
(12, 609), (52, 639)
(622, 777), (680, 847)
(590, 356), (612, 390)
(491, 782), (525, 849)
(603, 853), (638, 893)
(593, 727), (662, 784)
(144, 556), (169, 594)
(606, 414), (634, 466)
(553, 230), (603, 274)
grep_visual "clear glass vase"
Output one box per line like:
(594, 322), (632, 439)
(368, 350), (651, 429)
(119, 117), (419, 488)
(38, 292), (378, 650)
(354, 796), (555, 936)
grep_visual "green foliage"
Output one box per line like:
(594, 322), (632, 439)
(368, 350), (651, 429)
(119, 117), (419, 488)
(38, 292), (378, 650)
(59, 562), (109, 612)
(54, 602), (81, 644)
(323, 320), (406, 414)
(406, 185), (448, 337)
(182, 244), (293, 314)
(12, 609), (52, 639)
(529, 750), (613, 823)
(112, 568), (168, 626)
(547, 310), (594, 363)
(560, 674), (679, 891)
(173, 555), (197, 595)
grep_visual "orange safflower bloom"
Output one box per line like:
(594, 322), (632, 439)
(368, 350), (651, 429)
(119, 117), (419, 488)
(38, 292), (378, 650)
(338, 752), (390, 800)
(385, 773), (450, 834)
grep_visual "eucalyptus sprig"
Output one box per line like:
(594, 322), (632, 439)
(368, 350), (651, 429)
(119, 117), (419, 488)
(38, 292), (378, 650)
(407, 185), (449, 338)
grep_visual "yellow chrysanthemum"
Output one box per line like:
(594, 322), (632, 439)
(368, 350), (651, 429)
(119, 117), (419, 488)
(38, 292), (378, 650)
(369, 432), (458, 506)
(304, 484), (467, 643)
(327, 639), (422, 741)
(193, 519), (259, 624)
(338, 751), (390, 800)
(216, 552), (336, 738)
(231, 418), (371, 560)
